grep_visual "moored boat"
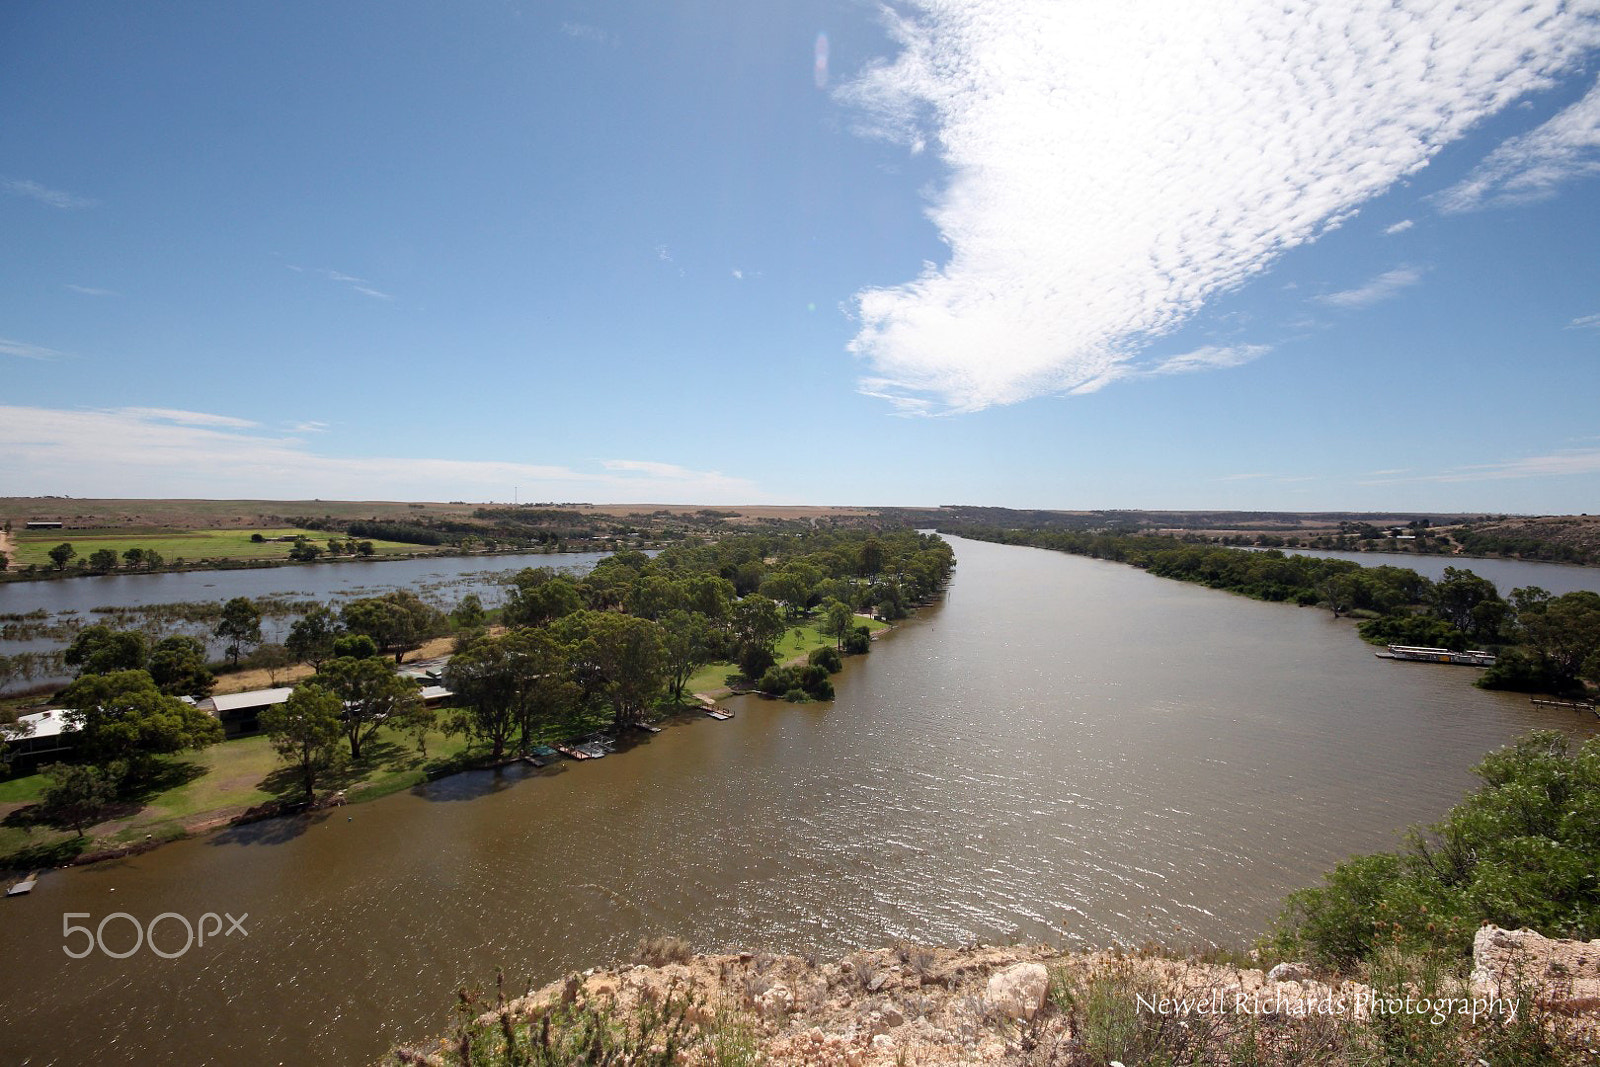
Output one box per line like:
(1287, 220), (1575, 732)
(1376, 644), (1497, 666)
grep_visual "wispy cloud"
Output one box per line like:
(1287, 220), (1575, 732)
(839, 2), (1600, 413)
(1317, 268), (1423, 309)
(1567, 313), (1600, 329)
(1438, 76), (1600, 212)
(1360, 450), (1600, 484)
(1061, 344), (1272, 398)
(1384, 219), (1414, 235)
(2, 177), (97, 209)
(112, 407), (260, 429)
(1146, 344), (1271, 377)
(0, 337), (67, 361)
(0, 406), (762, 502)
(64, 284), (118, 297)
(288, 264), (394, 301)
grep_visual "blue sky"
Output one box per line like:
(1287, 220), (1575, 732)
(3, 1), (1598, 512)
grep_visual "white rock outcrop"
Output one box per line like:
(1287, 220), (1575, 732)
(985, 961), (1050, 1021)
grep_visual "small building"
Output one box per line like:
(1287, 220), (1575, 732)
(2, 709), (79, 761)
(197, 687), (293, 738)
(24, 520), (64, 530)
(418, 685), (454, 706)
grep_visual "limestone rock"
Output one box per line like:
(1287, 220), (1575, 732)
(755, 983), (794, 1019)
(985, 962), (1049, 1021)
(1267, 962), (1312, 984)
(1472, 925), (1600, 1009)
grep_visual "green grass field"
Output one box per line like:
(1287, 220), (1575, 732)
(11, 527), (424, 568)
(680, 613), (888, 698)
(0, 722), (484, 868)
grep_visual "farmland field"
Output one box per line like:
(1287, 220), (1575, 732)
(9, 527), (425, 568)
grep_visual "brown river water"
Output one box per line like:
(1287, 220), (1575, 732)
(1, 535), (1594, 1066)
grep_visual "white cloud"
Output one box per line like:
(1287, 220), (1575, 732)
(840, 1), (1600, 413)
(1384, 219), (1414, 235)
(1438, 75), (1600, 211)
(1567, 312), (1600, 329)
(64, 284), (118, 297)
(1317, 268), (1422, 309)
(2, 178), (96, 209)
(0, 337), (67, 361)
(0, 406), (762, 502)
(731, 269), (744, 280)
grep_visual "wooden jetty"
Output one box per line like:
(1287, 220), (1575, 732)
(1531, 697), (1599, 718)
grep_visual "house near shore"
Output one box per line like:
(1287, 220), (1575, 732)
(1, 708), (79, 762)
(197, 687), (293, 738)
(23, 520), (64, 530)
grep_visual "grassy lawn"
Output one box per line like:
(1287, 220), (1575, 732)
(0, 719), (486, 869)
(680, 614), (889, 698)
(12, 527), (424, 568)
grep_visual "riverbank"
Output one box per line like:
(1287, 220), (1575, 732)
(0, 613), (895, 874)
(386, 927), (1600, 1065)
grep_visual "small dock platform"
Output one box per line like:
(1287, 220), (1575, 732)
(1531, 698), (1598, 718)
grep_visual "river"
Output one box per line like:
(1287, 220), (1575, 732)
(0, 535), (1593, 1065)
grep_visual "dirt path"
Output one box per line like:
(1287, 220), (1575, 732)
(212, 634), (458, 694)
(0, 525), (14, 566)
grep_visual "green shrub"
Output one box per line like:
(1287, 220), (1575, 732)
(807, 646), (842, 673)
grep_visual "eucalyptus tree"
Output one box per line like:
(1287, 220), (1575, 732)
(313, 655), (424, 761)
(215, 597), (263, 666)
(262, 685), (347, 801)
